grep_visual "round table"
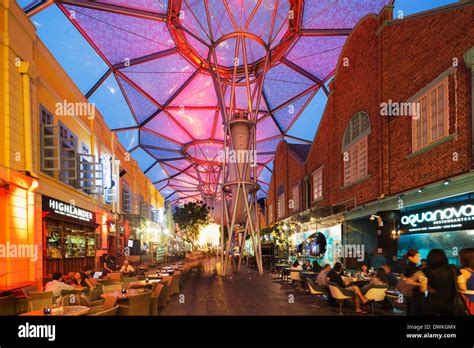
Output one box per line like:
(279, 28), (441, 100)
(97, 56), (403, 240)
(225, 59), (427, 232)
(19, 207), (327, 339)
(21, 306), (90, 316)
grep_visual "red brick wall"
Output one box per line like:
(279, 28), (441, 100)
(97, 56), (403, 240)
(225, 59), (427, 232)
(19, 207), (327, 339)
(266, 3), (474, 221)
(381, 5), (474, 194)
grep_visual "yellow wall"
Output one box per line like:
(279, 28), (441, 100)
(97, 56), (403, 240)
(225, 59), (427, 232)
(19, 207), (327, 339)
(0, 0), (166, 286)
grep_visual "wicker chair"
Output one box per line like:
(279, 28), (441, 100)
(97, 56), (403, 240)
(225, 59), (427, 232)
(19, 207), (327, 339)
(103, 283), (124, 294)
(0, 295), (15, 315)
(150, 283), (164, 316)
(118, 292), (152, 316)
(89, 305), (120, 316)
(108, 272), (122, 281)
(169, 273), (181, 297)
(88, 296), (117, 315)
(158, 282), (170, 310)
(28, 291), (53, 311)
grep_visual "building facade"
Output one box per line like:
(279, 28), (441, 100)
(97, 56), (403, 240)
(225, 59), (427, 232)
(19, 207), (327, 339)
(0, 0), (172, 287)
(266, 2), (474, 268)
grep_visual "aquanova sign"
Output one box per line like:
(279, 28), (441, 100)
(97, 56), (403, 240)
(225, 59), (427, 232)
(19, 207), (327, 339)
(400, 201), (474, 233)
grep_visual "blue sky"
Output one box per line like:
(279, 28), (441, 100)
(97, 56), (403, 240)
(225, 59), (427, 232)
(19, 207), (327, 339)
(23, 0), (460, 171)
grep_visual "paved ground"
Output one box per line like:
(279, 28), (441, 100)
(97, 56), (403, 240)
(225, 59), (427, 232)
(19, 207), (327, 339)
(163, 265), (402, 316)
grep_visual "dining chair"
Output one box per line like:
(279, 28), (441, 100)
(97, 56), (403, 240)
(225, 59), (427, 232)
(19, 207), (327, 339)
(21, 285), (39, 298)
(306, 278), (325, 307)
(103, 283), (124, 293)
(169, 273), (181, 297)
(364, 286), (388, 315)
(290, 271), (302, 288)
(118, 292), (152, 316)
(108, 272), (122, 281)
(28, 291), (54, 311)
(158, 282), (170, 310)
(87, 296), (117, 315)
(327, 283), (354, 315)
(89, 305), (120, 316)
(122, 276), (139, 285)
(0, 295), (15, 315)
(150, 283), (163, 316)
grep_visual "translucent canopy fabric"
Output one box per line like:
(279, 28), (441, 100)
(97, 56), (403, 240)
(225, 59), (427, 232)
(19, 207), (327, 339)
(25, 0), (393, 204)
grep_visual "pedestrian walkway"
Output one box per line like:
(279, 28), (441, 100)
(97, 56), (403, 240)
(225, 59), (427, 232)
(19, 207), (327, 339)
(164, 266), (339, 316)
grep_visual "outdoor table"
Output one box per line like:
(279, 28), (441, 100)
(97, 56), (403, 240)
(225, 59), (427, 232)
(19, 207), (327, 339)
(101, 288), (149, 301)
(127, 280), (161, 289)
(21, 306), (90, 316)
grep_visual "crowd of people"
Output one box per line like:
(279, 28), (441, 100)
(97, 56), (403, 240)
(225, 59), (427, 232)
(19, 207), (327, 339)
(287, 247), (474, 315)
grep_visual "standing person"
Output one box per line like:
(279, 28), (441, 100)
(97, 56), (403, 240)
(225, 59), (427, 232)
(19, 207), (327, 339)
(402, 249), (424, 315)
(459, 248), (474, 314)
(420, 249), (466, 315)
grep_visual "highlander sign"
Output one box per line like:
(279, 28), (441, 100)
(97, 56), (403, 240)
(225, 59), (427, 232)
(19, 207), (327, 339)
(400, 201), (474, 233)
(42, 196), (95, 223)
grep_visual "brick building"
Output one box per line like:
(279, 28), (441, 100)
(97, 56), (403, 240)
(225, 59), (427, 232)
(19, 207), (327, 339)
(266, 2), (474, 268)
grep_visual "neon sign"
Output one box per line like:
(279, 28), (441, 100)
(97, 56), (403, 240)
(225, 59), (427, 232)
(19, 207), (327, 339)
(400, 201), (474, 233)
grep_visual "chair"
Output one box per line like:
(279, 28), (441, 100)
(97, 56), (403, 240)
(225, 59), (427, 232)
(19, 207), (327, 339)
(364, 286), (388, 315)
(150, 283), (164, 316)
(169, 273), (181, 297)
(306, 278), (325, 307)
(21, 285), (39, 298)
(281, 268), (290, 282)
(122, 276), (139, 285)
(290, 270), (302, 288)
(28, 291), (53, 311)
(103, 283), (124, 294)
(161, 276), (172, 287)
(88, 296), (117, 315)
(108, 272), (122, 281)
(158, 282), (170, 310)
(89, 305), (120, 316)
(328, 283), (354, 315)
(0, 295), (15, 315)
(118, 292), (152, 316)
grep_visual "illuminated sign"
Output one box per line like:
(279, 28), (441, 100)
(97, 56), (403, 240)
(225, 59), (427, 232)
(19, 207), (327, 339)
(400, 201), (474, 233)
(42, 196), (95, 223)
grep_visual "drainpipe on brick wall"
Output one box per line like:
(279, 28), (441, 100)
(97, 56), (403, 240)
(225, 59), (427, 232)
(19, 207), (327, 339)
(18, 61), (38, 179)
(464, 47), (474, 167)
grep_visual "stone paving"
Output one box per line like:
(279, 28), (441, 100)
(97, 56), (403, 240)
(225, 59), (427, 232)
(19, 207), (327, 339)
(163, 266), (401, 316)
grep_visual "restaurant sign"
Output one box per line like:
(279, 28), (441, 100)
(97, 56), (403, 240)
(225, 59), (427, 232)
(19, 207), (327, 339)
(42, 196), (95, 223)
(400, 201), (474, 233)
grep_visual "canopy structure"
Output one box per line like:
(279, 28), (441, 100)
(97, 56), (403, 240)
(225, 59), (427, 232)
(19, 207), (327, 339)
(23, 0), (393, 206)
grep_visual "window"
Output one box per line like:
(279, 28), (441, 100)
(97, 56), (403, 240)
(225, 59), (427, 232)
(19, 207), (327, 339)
(412, 78), (449, 152)
(277, 184), (285, 219)
(312, 167), (323, 201)
(342, 112), (370, 185)
(122, 180), (131, 213)
(40, 106), (56, 176)
(59, 122), (78, 186)
(268, 203), (274, 224)
(292, 184), (300, 212)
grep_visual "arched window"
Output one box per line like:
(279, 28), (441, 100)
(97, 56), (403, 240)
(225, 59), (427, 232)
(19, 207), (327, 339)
(342, 112), (370, 185)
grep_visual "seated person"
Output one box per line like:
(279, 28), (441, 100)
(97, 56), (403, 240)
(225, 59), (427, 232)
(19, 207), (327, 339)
(360, 263), (370, 278)
(302, 260), (312, 271)
(72, 272), (93, 289)
(82, 265), (94, 278)
(382, 264), (398, 289)
(45, 272), (76, 305)
(290, 260), (303, 270)
(120, 260), (135, 275)
(362, 268), (388, 294)
(327, 263), (369, 314)
(316, 264), (331, 287)
(312, 260), (323, 272)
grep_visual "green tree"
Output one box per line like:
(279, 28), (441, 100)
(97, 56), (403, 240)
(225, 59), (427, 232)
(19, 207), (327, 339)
(172, 201), (211, 249)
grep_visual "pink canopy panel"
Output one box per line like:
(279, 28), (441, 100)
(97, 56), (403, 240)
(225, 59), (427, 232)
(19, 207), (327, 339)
(25, 0), (394, 204)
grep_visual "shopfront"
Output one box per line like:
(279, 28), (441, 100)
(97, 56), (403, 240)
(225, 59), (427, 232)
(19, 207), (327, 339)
(398, 194), (474, 266)
(42, 195), (99, 277)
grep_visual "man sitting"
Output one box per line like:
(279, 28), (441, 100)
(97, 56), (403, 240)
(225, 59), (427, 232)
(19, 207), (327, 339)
(302, 260), (312, 271)
(45, 272), (75, 305)
(120, 260), (135, 275)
